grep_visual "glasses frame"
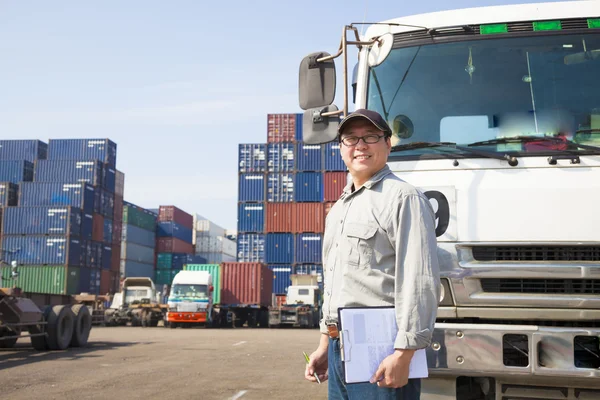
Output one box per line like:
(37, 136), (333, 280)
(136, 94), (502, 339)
(340, 134), (387, 147)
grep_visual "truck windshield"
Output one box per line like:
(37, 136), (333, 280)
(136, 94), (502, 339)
(125, 289), (150, 303)
(367, 33), (600, 159)
(171, 284), (208, 300)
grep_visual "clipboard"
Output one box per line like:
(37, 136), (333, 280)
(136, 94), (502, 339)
(337, 306), (429, 384)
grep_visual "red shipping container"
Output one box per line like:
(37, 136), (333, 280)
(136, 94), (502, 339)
(157, 237), (193, 254)
(158, 205), (193, 229)
(294, 203), (324, 233)
(113, 195), (124, 221)
(265, 203), (293, 232)
(267, 114), (296, 143)
(100, 270), (120, 294)
(220, 262), (272, 307)
(111, 244), (121, 272)
(324, 172), (347, 202)
(112, 219), (122, 245)
(274, 294), (286, 307)
(92, 214), (104, 242)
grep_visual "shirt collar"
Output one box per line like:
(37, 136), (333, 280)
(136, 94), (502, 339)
(342, 165), (393, 194)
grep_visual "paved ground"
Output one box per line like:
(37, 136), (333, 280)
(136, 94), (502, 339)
(0, 326), (328, 400)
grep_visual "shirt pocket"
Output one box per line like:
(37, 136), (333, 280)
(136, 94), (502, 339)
(344, 223), (378, 268)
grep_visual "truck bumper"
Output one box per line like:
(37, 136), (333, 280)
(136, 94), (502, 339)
(428, 323), (600, 388)
(166, 311), (207, 323)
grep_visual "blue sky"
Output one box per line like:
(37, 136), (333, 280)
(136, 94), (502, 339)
(0, 0), (561, 230)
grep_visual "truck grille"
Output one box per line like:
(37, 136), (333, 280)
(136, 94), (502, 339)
(481, 279), (600, 294)
(472, 246), (600, 262)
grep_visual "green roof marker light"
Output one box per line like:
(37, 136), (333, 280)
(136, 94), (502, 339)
(589, 18), (600, 29)
(480, 23), (508, 35)
(533, 20), (562, 31)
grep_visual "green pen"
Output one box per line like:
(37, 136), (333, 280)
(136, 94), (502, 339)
(303, 351), (321, 384)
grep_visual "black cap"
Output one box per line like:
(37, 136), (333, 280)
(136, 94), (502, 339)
(337, 109), (392, 137)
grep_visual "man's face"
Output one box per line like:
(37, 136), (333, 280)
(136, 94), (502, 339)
(339, 119), (391, 182)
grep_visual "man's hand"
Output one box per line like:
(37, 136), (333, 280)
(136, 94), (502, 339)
(370, 349), (415, 388)
(304, 345), (329, 383)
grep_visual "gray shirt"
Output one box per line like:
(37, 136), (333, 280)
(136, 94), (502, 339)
(320, 165), (440, 350)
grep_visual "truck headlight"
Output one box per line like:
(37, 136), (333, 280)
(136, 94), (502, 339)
(439, 278), (454, 306)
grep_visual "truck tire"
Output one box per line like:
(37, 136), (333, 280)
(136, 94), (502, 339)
(70, 304), (92, 347)
(0, 328), (19, 348)
(46, 305), (75, 350)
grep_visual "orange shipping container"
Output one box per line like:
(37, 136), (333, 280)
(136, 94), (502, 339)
(92, 214), (104, 242)
(220, 262), (272, 307)
(267, 113), (297, 143)
(265, 203), (324, 233)
(157, 237), (193, 254)
(324, 172), (347, 202)
(294, 203), (324, 233)
(265, 203), (293, 232)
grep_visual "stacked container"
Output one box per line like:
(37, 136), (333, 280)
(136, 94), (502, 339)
(237, 113), (346, 296)
(121, 202), (157, 281)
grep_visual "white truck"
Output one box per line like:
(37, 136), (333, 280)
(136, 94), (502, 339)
(165, 270), (213, 328)
(299, 2), (600, 399)
(268, 274), (321, 328)
(104, 277), (167, 327)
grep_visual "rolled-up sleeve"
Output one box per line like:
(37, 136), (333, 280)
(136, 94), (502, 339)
(391, 194), (440, 350)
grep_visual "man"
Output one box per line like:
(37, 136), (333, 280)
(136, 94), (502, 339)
(304, 109), (440, 399)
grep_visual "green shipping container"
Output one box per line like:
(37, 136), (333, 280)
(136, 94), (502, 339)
(156, 253), (173, 270)
(183, 264), (221, 304)
(155, 269), (178, 286)
(0, 265), (80, 295)
(123, 205), (157, 232)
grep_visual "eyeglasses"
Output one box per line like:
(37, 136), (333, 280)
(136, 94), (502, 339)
(340, 134), (387, 146)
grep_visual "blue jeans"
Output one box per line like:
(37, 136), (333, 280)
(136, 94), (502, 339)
(328, 338), (421, 400)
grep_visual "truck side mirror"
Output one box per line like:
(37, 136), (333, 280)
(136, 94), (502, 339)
(299, 52), (336, 110)
(209, 285), (214, 293)
(302, 105), (340, 145)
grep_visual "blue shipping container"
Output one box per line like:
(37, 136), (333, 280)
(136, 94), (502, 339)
(266, 233), (294, 264)
(239, 174), (265, 202)
(120, 260), (154, 279)
(82, 213), (93, 240)
(103, 165), (116, 193)
(3, 236), (82, 266)
(2, 206), (82, 237)
(296, 143), (323, 171)
(0, 160), (34, 184)
(35, 160), (103, 187)
(0, 182), (19, 207)
(324, 142), (347, 171)
(79, 267), (101, 295)
(194, 252), (234, 264)
(121, 242), (155, 265)
(0, 140), (47, 162)
(102, 245), (112, 270)
(156, 221), (193, 243)
(294, 172), (323, 202)
(237, 203), (265, 233)
(84, 241), (103, 269)
(238, 144), (267, 173)
(237, 233), (265, 262)
(103, 218), (113, 243)
(94, 188), (114, 218)
(295, 114), (303, 142)
(267, 173), (294, 203)
(267, 143), (295, 172)
(293, 264), (324, 276)
(268, 265), (292, 295)
(295, 233), (323, 264)
(122, 224), (155, 247)
(19, 182), (95, 215)
(48, 139), (117, 168)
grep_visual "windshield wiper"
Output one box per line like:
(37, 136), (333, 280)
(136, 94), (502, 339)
(391, 141), (519, 166)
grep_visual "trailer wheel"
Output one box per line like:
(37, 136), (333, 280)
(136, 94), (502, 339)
(47, 305), (75, 350)
(0, 328), (19, 348)
(70, 304), (92, 347)
(169, 322), (178, 329)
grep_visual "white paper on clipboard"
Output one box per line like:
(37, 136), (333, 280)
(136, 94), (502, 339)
(338, 307), (429, 384)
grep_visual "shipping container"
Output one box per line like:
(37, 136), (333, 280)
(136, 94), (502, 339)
(193, 214), (226, 237)
(121, 242), (155, 265)
(183, 264), (221, 304)
(239, 174), (265, 202)
(267, 143), (295, 172)
(79, 267), (101, 295)
(264, 203), (325, 233)
(324, 142), (347, 171)
(83, 241), (103, 269)
(100, 269), (119, 294)
(0, 160), (34, 183)
(122, 224), (156, 247)
(266, 173), (294, 203)
(156, 221), (193, 243)
(19, 182), (95, 215)
(103, 217), (113, 243)
(156, 237), (194, 254)
(193, 252), (236, 264)
(295, 233), (323, 264)
(0, 265), (79, 295)
(293, 264), (324, 277)
(2, 206), (83, 237)
(82, 212), (93, 240)
(122, 202), (157, 231)
(111, 244), (120, 272)
(295, 114), (303, 142)
(267, 114), (297, 143)
(266, 233), (294, 264)
(294, 172), (323, 202)
(102, 245), (112, 270)
(48, 139), (117, 168)
(120, 260), (154, 279)
(158, 205), (193, 230)
(115, 170), (125, 197)
(156, 253), (206, 270)
(92, 214), (104, 242)
(274, 293), (286, 307)
(324, 172), (348, 202)
(220, 262), (272, 306)
(268, 265), (292, 295)
(0, 182), (18, 207)
(94, 188), (114, 218)
(296, 143), (323, 171)
(194, 235), (236, 255)
(35, 159), (103, 187)
(155, 269), (179, 286)
(102, 165), (116, 193)
(0, 140), (47, 162)
(236, 234), (265, 262)
(3, 236), (83, 266)
(237, 203), (264, 233)
(238, 143), (267, 173)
